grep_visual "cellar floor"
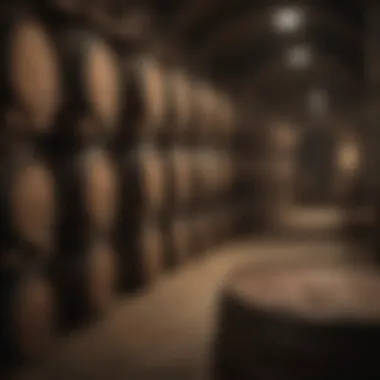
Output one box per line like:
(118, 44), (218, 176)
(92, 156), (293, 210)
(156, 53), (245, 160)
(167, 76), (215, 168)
(14, 208), (359, 380)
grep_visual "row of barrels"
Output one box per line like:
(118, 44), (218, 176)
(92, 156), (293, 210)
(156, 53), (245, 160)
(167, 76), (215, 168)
(0, 140), (239, 364)
(0, 143), (235, 260)
(0, 58), (239, 380)
(136, 203), (238, 279)
(0, 128), (117, 370)
(0, 4), (236, 149)
(0, 197), (244, 369)
(147, 147), (233, 214)
(0, 2), (240, 371)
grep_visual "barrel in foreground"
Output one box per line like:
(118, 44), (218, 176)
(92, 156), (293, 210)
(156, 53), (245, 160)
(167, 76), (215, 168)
(213, 263), (380, 380)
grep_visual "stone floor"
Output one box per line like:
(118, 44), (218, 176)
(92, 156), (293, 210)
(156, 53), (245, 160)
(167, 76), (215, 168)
(14, 233), (354, 380)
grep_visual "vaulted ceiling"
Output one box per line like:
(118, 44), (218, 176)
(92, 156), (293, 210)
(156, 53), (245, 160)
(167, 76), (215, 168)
(139, 0), (367, 122)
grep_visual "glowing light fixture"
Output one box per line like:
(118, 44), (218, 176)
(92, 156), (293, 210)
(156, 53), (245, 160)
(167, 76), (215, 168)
(285, 45), (312, 68)
(272, 6), (305, 33)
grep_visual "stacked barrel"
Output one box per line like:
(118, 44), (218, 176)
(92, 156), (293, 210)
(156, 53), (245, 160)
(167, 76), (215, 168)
(0, 2), (240, 369)
(166, 70), (195, 268)
(186, 84), (236, 256)
(142, 72), (238, 269)
(112, 54), (168, 291)
(0, 1), (138, 369)
(0, 6), (61, 368)
(0, 142), (57, 369)
(113, 60), (238, 288)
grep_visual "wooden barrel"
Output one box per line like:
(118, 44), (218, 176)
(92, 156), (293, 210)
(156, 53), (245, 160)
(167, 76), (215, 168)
(50, 239), (117, 329)
(113, 146), (168, 291)
(137, 146), (168, 217)
(213, 264), (380, 379)
(0, 145), (55, 257)
(197, 85), (216, 143)
(132, 54), (167, 140)
(137, 219), (164, 286)
(168, 70), (192, 142)
(170, 214), (191, 265)
(82, 30), (122, 135)
(42, 24), (122, 146)
(0, 10), (61, 135)
(171, 148), (193, 209)
(53, 147), (117, 249)
(0, 264), (56, 366)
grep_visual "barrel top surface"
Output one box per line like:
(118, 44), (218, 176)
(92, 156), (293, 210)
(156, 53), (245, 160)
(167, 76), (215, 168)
(226, 265), (380, 322)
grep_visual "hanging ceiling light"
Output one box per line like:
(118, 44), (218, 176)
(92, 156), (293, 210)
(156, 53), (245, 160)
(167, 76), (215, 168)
(271, 6), (305, 33)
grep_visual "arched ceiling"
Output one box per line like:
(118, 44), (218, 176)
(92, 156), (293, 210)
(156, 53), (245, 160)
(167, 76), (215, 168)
(144, 0), (367, 119)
